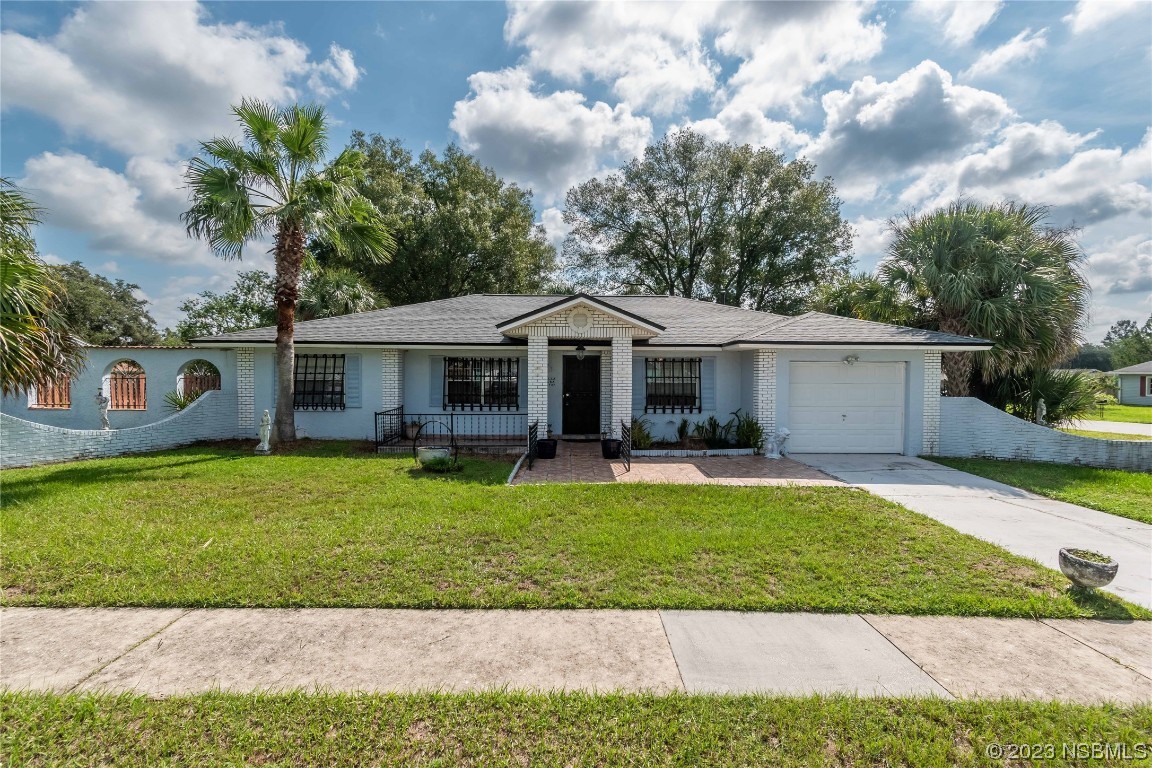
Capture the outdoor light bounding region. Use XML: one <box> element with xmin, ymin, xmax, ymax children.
<box><xmin>842</xmin><ymin>354</ymin><xmax>860</xmax><ymax>366</ymax></box>
<box><xmin>575</xmin><ymin>345</ymin><xmax>586</xmax><ymax>361</ymax></box>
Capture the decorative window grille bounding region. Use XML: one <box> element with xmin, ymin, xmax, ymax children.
<box><xmin>181</xmin><ymin>361</ymin><xmax>221</xmax><ymax>395</ymax></box>
<box><xmin>444</xmin><ymin>357</ymin><xmax>520</xmax><ymax>410</ymax></box>
<box><xmin>293</xmin><ymin>354</ymin><xmax>346</xmax><ymax>411</ymax></box>
<box><xmin>645</xmin><ymin>358</ymin><xmax>701</xmax><ymax>413</ymax></box>
<box><xmin>32</xmin><ymin>377</ymin><xmax>71</xmax><ymax>409</ymax></box>
<box><xmin>109</xmin><ymin>361</ymin><xmax>147</xmax><ymax>410</ymax></box>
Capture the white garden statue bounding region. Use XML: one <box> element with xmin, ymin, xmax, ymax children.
<box><xmin>1034</xmin><ymin>399</ymin><xmax>1047</xmax><ymax>426</ymax></box>
<box><xmin>765</xmin><ymin>428</ymin><xmax>791</xmax><ymax>460</ymax></box>
<box><xmin>256</xmin><ymin>410</ymin><xmax>272</xmax><ymax>454</ymax></box>
<box><xmin>94</xmin><ymin>390</ymin><xmax>111</xmax><ymax>430</ymax></box>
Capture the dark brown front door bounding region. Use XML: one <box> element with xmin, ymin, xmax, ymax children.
<box><xmin>562</xmin><ymin>355</ymin><xmax>600</xmax><ymax>434</ymax></box>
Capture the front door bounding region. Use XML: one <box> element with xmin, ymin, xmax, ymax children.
<box><xmin>562</xmin><ymin>355</ymin><xmax>601</xmax><ymax>435</ymax></box>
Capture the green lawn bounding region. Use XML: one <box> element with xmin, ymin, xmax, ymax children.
<box><xmin>1</xmin><ymin>443</ymin><xmax>1142</xmax><ymax>618</ymax></box>
<box><xmin>932</xmin><ymin>457</ymin><xmax>1152</xmax><ymax>525</ymax></box>
<box><xmin>4</xmin><ymin>692</ymin><xmax>1149</xmax><ymax>767</ymax></box>
<box><xmin>1059</xmin><ymin>428</ymin><xmax>1152</xmax><ymax>441</ymax></box>
<box><xmin>1092</xmin><ymin>404</ymin><xmax>1152</xmax><ymax>424</ymax></box>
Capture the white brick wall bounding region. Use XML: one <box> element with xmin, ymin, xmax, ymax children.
<box><xmin>610</xmin><ymin>336</ymin><xmax>632</xmax><ymax>438</ymax></box>
<box><xmin>509</xmin><ymin>305</ymin><xmax>653</xmax><ymax>341</ymax></box>
<box><xmin>752</xmin><ymin>350</ymin><xmax>776</xmax><ymax>436</ymax></box>
<box><xmin>939</xmin><ymin>397</ymin><xmax>1151</xmax><ymax>471</ymax></box>
<box><xmin>923</xmin><ymin>350</ymin><xmax>942</xmax><ymax>456</ymax></box>
<box><xmin>527</xmin><ymin>334</ymin><xmax>549</xmax><ymax>432</ymax></box>
<box><xmin>381</xmin><ymin>349</ymin><xmax>404</xmax><ymax>409</ymax></box>
<box><xmin>1</xmin><ymin>390</ymin><xmax>241</xmax><ymax>468</ymax></box>
<box><xmin>599</xmin><ymin>352</ymin><xmax>612</xmax><ymax>434</ymax></box>
<box><xmin>236</xmin><ymin>348</ymin><xmax>255</xmax><ymax>429</ymax></box>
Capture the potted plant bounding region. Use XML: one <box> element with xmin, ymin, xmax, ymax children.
<box><xmin>1058</xmin><ymin>548</ymin><xmax>1119</xmax><ymax>589</ymax></box>
<box><xmin>600</xmin><ymin>431</ymin><xmax>622</xmax><ymax>459</ymax></box>
<box><xmin>536</xmin><ymin>423</ymin><xmax>558</xmax><ymax>459</ymax></box>
<box><xmin>416</xmin><ymin>445</ymin><xmax>451</xmax><ymax>465</ymax></box>
<box><xmin>404</xmin><ymin>420</ymin><xmax>421</xmax><ymax>440</ymax></box>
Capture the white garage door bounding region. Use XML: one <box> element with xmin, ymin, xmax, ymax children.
<box><xmin>788</xmin><ymin>362</ymin><xmax>905</xmax><ymax>453</ymax></box>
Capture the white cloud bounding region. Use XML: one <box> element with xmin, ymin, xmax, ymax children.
<box><xmin>678</xmin><ymin>107</ymin><xmax>810</xmax><ymax>151</ymax></box>
<box><xmin>716</xmin><ymin>2</ymin><xmax>886</xmax><ymax>115</ymax></box>
<box><xmin>539</xmin><ymin>206</ymin><xmax>570</xmax><ymax>251</ymax></box>
<box><xmin>910</xmin><ymin>1</ymin><xmax>1003</xmax><ymax>46</ymax></box>
<box><xmin>1085</xmin><ymin>235</ymin><xmax>1152</xmax><ymax>296</ymax></box>
<box><xmin>850</xmin><ymin>216</ymin><xmax>892</xmax><ymax>266</ymax></box>
<box><xmin>962</xmin><ymin>27</ymin><xmax>1048</xmax><ymax>80</ymax></box>
<box><xmin>17</xmin><ymin>151</ymin><xmax>210</xmax><ymax>264</ymax></box>
<box><xmin>98</xmin><ymin>261</ymin><xmax>120</xmax><ymax>274</ymax></box>
<box><xmin>1064</xmin><ymin>0</ymin><xmax>1146</xmax><ymax>34</ymax></box>
<box><xmin>450</xmin><ymin>68</ymin><xmax>652</xmax><ymax>204</ymax></box>
<box><xmin>0</xmin><ymin>2</ymin><xmax>360</xmax><ymax>158</ymax></box>
<box><xmin>504</xmin><ymin>2</ymin><xmax>718</xmax><ymax>115</ymax></box>
<box><xmin>805</xmin><ymin>61</ymin><xmax>1013</xmax><ymax>195</ymax></box>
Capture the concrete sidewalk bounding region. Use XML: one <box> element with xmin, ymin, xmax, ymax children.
<box><xmin>1066</xmin><ymin>419</ymin><xmax>1152</xmax><ymax>437</ymax></box>
<box><xmin>2</xmin><ymin>608</ymin><xmax>1149</xmax><ymax>703</ymax></box>
<box><xmin>794</xmin><ymin>454</ymin><xmax>1152</xmax><ymax>610</ymax></box>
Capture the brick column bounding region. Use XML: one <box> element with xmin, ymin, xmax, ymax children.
<box><xmin>610</xmin><ymin>335</ymin><xmax>632</xmax><ymax>438</ymax></box>
<box><xmin>752</xmin><ymin>350</ymin><xmax>776</xmax><ymax>438</ymax></box>
<box><xmin>380</xmin><ymin>349</ymin><xmax>404</xmax><ymax>409</ymax></box>
<box><xmin>599</xmin><ymin>352</ymin><xmax>612</xmax><ymax>434</ymax></box>
<box><xmin>236</xmin><ymin>348</ymin><xmax>255</xmax><ymax>432</ymax></box>
<box><xmin>923</xmin><ymin>350</ymin><xmax>942</xmax><ymax>455</ymax></box>
<box><xmin>527</xmin><ymin>332</ymin><xmax>549</xmax><ymax>433</ymax></box>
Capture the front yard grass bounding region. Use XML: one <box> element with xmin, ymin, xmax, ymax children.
<box><xmin>932</xmin><ymin>457</ymin><xmax>1152</xmax><ymax>525</ymax></box>
<box><xmin>1092</xmin><ymin>403</ymin><xmax>1152</xmax><ymax>424</ymax></box>
<box><xmin>1</xmin><ymin>444</ymin><xmax>1142</xmax><ymax>618</ymax></box>
<box><xmin>4</xmin><ymin>691</ymin><xmax>1150</xmax><ymax>767</ymax></box>
<box><xmin>1058</xmin><ymin>427</ymin><xmax>1152</xmax><ymax>441</ymax></box>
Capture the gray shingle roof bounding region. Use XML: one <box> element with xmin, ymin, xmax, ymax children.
<box><xmin>1110</xmin><ymin>360</ymin><xmax>1152</xmax><ymax>375</ymax></box>
<box><xmin>191</xmin><ymin>294</ymin><xmax>991</xmax><ymax>348</ymax></box>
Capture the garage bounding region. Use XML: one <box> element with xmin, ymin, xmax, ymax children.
<box><xmin>787</xmin><ymin>362</ymin><xmax>906</xmax><ymax>453</ymax></box>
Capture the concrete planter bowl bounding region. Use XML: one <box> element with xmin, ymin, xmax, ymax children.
<box><xmin>1058</xmin><ymin>548</ymin><xmax>1119</xmax><ymax>589</ymax></box>
<box><xmin>416</xmin><ymin>446</ymin><xmax>451</xmax><ymax>465</ymax></box>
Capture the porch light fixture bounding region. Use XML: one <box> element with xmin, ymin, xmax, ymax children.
<box><xmin>575</xmin><ymin>345</ymin><xmax>586</xmax><ymax>361</ymax></box>
<box><xmin>842</xmin><ymin>354</ymin><xmax>859</xmax><ymax>366</ymax></box>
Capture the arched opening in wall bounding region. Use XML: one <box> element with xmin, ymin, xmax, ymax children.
<box><xmin>105</xmin><ymin>360</ymin><xmax>147</xmax><ymax>410</ymax></box>
<box><xmin>29</xmin><ymin>376</ymin><xmax>72</xmax><ymax>409</ymax></box>
<box><xmin>178</xmin><ymin>359</ymin><xmax>222</xmax><ymax>396</ymax></box>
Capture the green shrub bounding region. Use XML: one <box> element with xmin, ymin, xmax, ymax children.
<box><xmin>163</xmin><ymin>389</ymin><xmax>204</xmax><ymax>412</ymax></box>
<box><xmin>730</xmin><ymin>409</ymin><xmax>765</xmax><ymax>452</ymax></box>
<box><xmin>692</xmin><ymin>415</ymin><xmax>733</xmax><ymax>448</ymax></box>
<box><xmin>630</xmin><ymin>417</ymin><xmax>654</xmax><ymax>449</ymax></box>
<box><xmin>676</xmin><ymin>418</ymin><xmax>692</xmax><ymax>446</ymax></box>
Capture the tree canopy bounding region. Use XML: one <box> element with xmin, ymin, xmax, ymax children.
<box><xmin>563</xmin><ymin>129</ymin><xmax>853</xmax><ymax>314</ymax></box>
<box><xmin>0</xmin><ymin>178</ymin><xmax>85</xmax><ymax>395</ymax></box>
<box><xmin>1103</xmin><ymin>315</ymin><xmax>1152</xmax><ymax>369</ymax></box>
<box><xmin>175</xmin><ymin>269</ymin><xmax>276</xmax><ymax>340</ymax></box>
<box><xmin>183</xmin><ymin>100</ymin><xmax>394</xmax><ymax>442</ymax></box>
<box><xmin>318</xmin><ymin>133</ymin><xmax>556</xmax><ymax>306</ymax></box>
<box><xmin>50</xmin><ymin>261</ymin><xmax>160</xmax><ymax>345</ymax></box>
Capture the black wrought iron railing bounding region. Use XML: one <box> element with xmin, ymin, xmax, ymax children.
<box><xmin>620</xmin><ymin>419</ymin><xmax>631</xmax><ymax>473</ymax></box>
<box><xmin>375</xmin><ymin>407</ymin><xmax>527</xmax><ymax>452</ymax></box>
<box><xmin>527</xmin><ymin>420</ymin><xmax>539</xmax><ymax>470</ymax></box>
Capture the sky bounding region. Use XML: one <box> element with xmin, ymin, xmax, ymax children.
<box><xmin>1</xmin><ymin>1</ymin><xmax>1149</xmax><ymax>340</ymax></box>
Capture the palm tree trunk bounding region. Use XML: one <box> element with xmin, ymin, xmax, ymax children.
<box><xmin>939</xmin><ymin>316</ymin><xmax>972</xmax><ymax>397</ymax></box>
<box><xmin>272</xmin><ymin>221</ymin><xmax>306</xmax><ymax>443</ymax></box>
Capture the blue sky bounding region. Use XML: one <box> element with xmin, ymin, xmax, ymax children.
<box><xmin>2</xmin><ymin>1</ymin><xmax>1149</xmax><ymax>340</ymax></box>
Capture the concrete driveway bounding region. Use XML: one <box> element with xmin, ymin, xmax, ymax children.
<box><xmin>793</xmin><ymin>454</ymin><xmax>1152</xmax><ymax>610</ymax></box>
<box><xmin>1066</xmin><ymin>419</ymin><xmax>1151</xmax><ymax>437</ymax></box>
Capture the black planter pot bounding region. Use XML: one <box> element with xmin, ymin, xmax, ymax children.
<box><xmin>601</xmin><ymin>438</ymin><xmax>622</xmax><ymax>459</ymax></box>
<box><xmin>536</xmin><ymin>439</ymin><xmax>558</xmax><ymax>459</ymax></box>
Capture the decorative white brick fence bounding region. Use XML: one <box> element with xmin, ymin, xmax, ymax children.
<box><xmin>1</xmin><ymin>390</ymin><xmax>240</xmax><ymax>469</ymax></box>
<box><xmin>939</xmin><ymin>397</ymin><xmax>1152</xmax><ymax>472</ymax></box>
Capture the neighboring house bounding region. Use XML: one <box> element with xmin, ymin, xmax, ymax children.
<box><xmin>1109</xmin><ymin>360</ymin><xmax>1152</xmax><ymax>405</ymax></box>
<box><xmin>188</xmin><ymin>293</ymin><xmax>986</xmax><ymax>455</ymax></box>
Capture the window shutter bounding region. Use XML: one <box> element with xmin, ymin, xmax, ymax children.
<box><xmin>345</xmin><ymin>354</ymin><xmax>361</xmax><ymax>408</ymax></box>
<box><xmin>701</xmin><ymin>357</ymin><xmax>716</xmax><ymax>411</ymax></box>
<box><xmin>430</xmin><ymin>356</ymin><xmax>444</xmax><ymax>408</ymax></box>
<box><xmin>632</xmin><ymin>357</ymin><xmax>646</xmax><ymax>412</ymax></box>
<box><xmin>1142</xmin><ymin>376</ymin><xmax>1147</xmax><ymax>398</ymax></box>
<box><xmin>518</xmin><ymin>358</ymin><xmax>527</xmax><ymax>409</ymax></box>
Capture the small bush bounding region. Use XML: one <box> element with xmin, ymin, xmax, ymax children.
<box><xmin>163</xmin><ymin>389</ymin><xmax>204</xmax><ymax>412</ymax></box>
<box><xmin>693</xmin><ymin>415</ymin><xmax>733</xmax><ymax>448</ymax></box>
<box><xmin>730</xmin><ymin>409</ymin><xmax>765</xmax><ymax>452</ymax></box>
<box><xmin>676</xmin><ymin>418</ymin><xmax>692</xmax><ymax>447</ymax></box>
<box><xmin>630</xmin><ymin>417</ymin><xmax>654</xmax><ymax>449</ymax></box>
<box><xmin>420</xmin><ymin>457</ymin><xmax>461</xmax><ymax>473</ymax></box>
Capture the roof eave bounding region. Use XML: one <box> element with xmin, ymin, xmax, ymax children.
<box><xmin>494</xmin><ymin>293</ymin><xmax>666</xmax><ymax>333</ymax></box>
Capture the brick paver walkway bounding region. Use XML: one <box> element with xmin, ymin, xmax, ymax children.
<box><xmin>512</xmin><ymin>441</ymin><xmax>840</xmax><ymax>486</ymax></box>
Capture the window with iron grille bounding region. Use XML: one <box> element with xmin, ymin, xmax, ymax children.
<box><xmin>31</xmin><ymin>377</ymin><xmax>71</xmax><ymax>409</ymax></box>
<box><xmin>444</xmin><ymin>357</ymin><xmax>519</xmax><ymax>410</ymax></box>
<box><xmin>645</xmin><ymin>358</ymin><xmax>701</xmax><ymax>413</ymax></box>
<box><xmin>109</xmin><ymin>361</ymin><xmax>147</xmax><ymax>410</ymax></box>
<box><xmin>293</xmin><ymin>354</ymin><xmax>345</xmax><ymax>411</ymax></box>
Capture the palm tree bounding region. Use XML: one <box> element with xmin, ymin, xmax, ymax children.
<box><xmin>183</xmin><ymin>101</ymin><xmax>394</xmax><ymax>442</ymax></box>
<box><xmin>882</xmin><ymin>201</ymin><xmax>1088</xmax><ymax>396</ymax></box>
<box><xmin>0</xmin><ymin>178</ymin><xmax>85</xmax><ymax>395</ymax></box>
<box><xmin>298</xmin><ymin>268</ymin><xmax>381</xmax><ymax>321</ymax></box>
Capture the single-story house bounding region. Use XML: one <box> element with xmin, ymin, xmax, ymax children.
<box><xmin>1109</xmin><ymin>360</ymin><xmax>1152</xmax><ymax>406</ymax></box>
<box><xmin>177</xmin><ymin>293</ymin><xmax>987</xmax><ymax>455</ymax></box>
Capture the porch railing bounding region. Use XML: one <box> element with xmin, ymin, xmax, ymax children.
<box><xmin>527</xmin><ymin>420</ymin><xmax>539</xmax><ymax>470</ymax></box>
<box><xmin>375</xmin><ymin>407</ymin><xmax>527</xmax><ymax>453</ymax></box>
<box><xmin>620</xmin><ymin>419</ymin><xmax>631</xmax><ymax>473</ymax></box>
